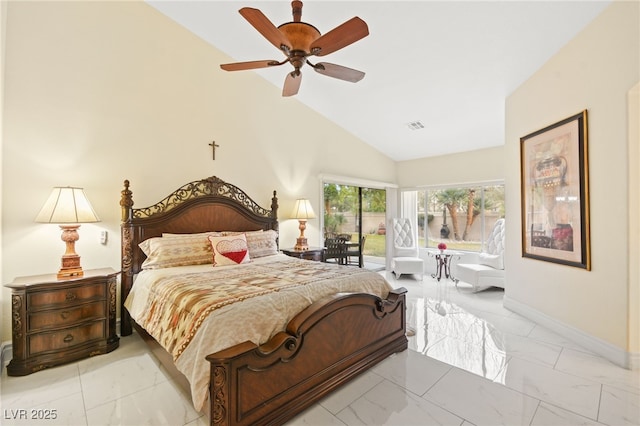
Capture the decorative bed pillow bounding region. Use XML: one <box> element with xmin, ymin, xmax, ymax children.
<box><xmin>208</xmin><ymin>234</ymin><xmax>251</xmax><ymax>266</ymax></box>
<box><xmin>139</xmin><ymin>233</ymin><xmax>221</xmax><ymax>269</ymax></box>
<box><xmin>478</xmin><ymin>253</ymin><xmax>504</xmax><ymax>270</ymax></box>
<box><xmin>246</xmin><ymin>229</ymin><xmax>278</xmax><ymax>258</ymax></box>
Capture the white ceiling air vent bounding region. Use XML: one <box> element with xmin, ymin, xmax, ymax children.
<box><xmin>407</xmin><ymin>121</ymin><xmax>424</xmax><ymax>130</ymax></box>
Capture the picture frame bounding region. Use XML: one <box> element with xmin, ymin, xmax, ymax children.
<box><xmin>520</xmin><ymin>110</ymin><xmax>590</xmax><ymax>270</ymax></box>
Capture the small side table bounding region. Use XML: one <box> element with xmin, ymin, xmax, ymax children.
<box><xmin>428</xmin><ymin>250</ymin><xmax>461</xmax><ymax>281</ymax></box>
<box><xmin>281</xmin><ymin>247</ymin><xmax>325</xmax><ymax>262</ymax></box>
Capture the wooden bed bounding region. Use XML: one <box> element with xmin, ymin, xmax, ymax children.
<box><xmin>120</xmin><ymin>176</ymin><xmax>408</xmax><ymax>426</ymax></box>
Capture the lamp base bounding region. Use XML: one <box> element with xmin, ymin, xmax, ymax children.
<box><xmin>57</xmin><ymin>225</ymin><xmax>84</xmax><ymax>279</ymax></box>
<box><xmin>58</xmin><ymin>254</ymin><xmax>84</xmax><ymax>279</ymax></box>
<box><xmin>294</xmin><ymin>219</ymin><xmax>310</xmax><ymax>251</ymax></box>
<box><xmin>57</xmin><ymin>267</ymin><xmax>84</xmax><ymax>279</ymax></box>
<box><xmin>294</xmin><ymin>237</ymin><xmax>309</xmax><ymax>251</ymax></box>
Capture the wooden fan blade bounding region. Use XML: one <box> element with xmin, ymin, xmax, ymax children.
<box><xmin>282</xmin><ymin>72</ymin><xmax>302</xmax><ymax>97</ymax></box>
<box><xmin>220</xmin><ymin>60</ymin><xmax>282</xmax><ymax>71</ymax></box>
<box><xmin>313</xmin><ymin>62</ymin><xmax>365</xmax><ymax>83</ymax></box>
<box><xmin>239</xmin><ymin>7</ymin><xmax>291</xmax><ymax>52</ymax></box>
<box><xmin>309</xmin><ymin>17</ymin><xmax>369</xmax><ymax>57</ymax></box>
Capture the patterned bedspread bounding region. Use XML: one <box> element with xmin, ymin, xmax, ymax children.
<box><xmin>124</xmin><ymin>254</ymin><xmax>392</xmax><ymax>411</ymax></box>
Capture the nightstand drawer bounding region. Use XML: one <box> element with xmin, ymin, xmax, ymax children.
<box><xmin>29</xmin><ymin>302</ymin><xmax>106</xmax><ymax>331</ymax></box>
<box><xmin>28</xmin><ymin>320</ymin><xmax>106</xmax><ymax>355</ymax></box>
<box><xmin>28</xmin><ymin>283</ymin><xmax>106</xmax><ymax>309</ymax></box>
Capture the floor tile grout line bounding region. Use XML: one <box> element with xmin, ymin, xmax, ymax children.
<box><xmin>76</xmin><ymin>363</ymin><xmax>89</xmax><ymax>426</ymax></box>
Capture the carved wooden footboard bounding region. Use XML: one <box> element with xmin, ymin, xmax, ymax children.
<box><xmin>207</xmin><ymin>288</ymin><xmax>407</xmax><ymax>426</ymax></box>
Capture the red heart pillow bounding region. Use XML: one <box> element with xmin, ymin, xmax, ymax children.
<box><xmin>208</xmin><ymin>234</ymin><xmax>250</xmax><ymax>266</ymax></box>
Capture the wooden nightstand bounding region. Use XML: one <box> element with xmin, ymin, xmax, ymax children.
<box><xmin>281</xmin><ymin>247</ymin><xmax>325</xmax><ymax>262</ymax></box>
<box><xmin>5</xmin><ymin>268</ymin><xmax>119</xmax><ymax>376</ymax></box>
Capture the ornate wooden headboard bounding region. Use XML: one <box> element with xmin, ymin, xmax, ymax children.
<box><xmin>119</xmin><ymin>176</ymin><xmax>279</xmax><ymax>335</ymax></box>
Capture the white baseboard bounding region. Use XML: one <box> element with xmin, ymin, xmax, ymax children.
<box><xmin>504</xmin><ymin>295</ymin><xmax>639</xmax><ymax>370</ymax></box>
<box><xmin>628</xmin><ymin>351</ymin><xmax>640</xmax><ymax>371</ymax></box>
<box><xmin>1</xmin><ymin>340</ymin><xmax>12</xmax><ymax>370</ymax></box>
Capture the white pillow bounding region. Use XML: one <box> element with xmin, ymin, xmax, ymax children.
<box><xmin>478</xmin><ymin>253</ymin><xmax>504</xmax><ymax>270</ymax></box>
<box><xmin>246</xmin><ymin>230</ymin><xmax>278</xmax><ymax>258</ymax></box>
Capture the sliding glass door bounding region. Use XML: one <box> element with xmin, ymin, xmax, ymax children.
<box><xmin>323</xmin><ymin>182</ymin><xmax>386</xmax><ymax>270</ymax></box>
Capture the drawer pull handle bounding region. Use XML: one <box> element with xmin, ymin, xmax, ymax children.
<box><xmin>63</xmin><ymin>334</ymin><xmax>74</xmax><ymax>343</ymax></box>
<box><xmin>60</xmin><ymin>311</ymin><xmax>70</xmax><ymax>320</ymax></box>
<box><xmin>65</xmin><ymin>292</ymin><xmax>76</xmax><ymax>301</ymax></box>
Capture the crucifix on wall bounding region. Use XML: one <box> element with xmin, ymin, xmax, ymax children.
<box><xmin>208</xmin><ymin>141</ymin><xmax>220</xmax><ymax>160</ymax></box>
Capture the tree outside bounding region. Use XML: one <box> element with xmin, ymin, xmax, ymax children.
<box><xmin>419</xmin><ymin>185</ymin><xmax>505</xmax><ymax>251</ymax></box>
<box><xmin>323</xmin><ymin>183</ymin><xmax>386</xmax><ymax>257</ymax></box>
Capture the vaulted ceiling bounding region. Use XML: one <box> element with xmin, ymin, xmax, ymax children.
<box><xmin>148</xmin><ymin>1</ymin><xmax>610</xmax><ymax>161</ymax></box>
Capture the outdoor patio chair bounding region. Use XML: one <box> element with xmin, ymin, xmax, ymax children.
<box><xmin>345</xmin><ymin>235</ymin><xmax>366</xmax><ymax>267</ymax></box>
<box><xmin>323</xmin><ymin>237</ymin><xmax>348</xmax><ymax>265</ymax></box>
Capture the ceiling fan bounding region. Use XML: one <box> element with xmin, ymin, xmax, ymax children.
<box><xmin>220</xmin><ymin>1</ymin><xmax>369</xmax><ymax>97</ymax></box>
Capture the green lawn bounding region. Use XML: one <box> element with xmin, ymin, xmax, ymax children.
<box><xmin>343</xmin><ymin>233</ymin><xmax>386</xmax><ymax>257</ymax></box>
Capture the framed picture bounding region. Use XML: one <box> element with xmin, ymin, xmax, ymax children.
<box><xmin>520</xmin><ymin>110</ymin><xmax>590</xmax><ymax>270</ymax></box>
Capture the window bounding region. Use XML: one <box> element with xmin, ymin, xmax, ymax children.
<box><xmin>410</xmin><ymin>183</ymin><xmax>505</xmax><ymax>252</ymax></box>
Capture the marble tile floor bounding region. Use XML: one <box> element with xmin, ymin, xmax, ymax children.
<box><xmin>1</xmin><ymin>273</ymin><xmax>638</xmax><ymax>425</ymax></box>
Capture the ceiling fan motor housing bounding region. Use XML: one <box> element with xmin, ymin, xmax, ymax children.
<box><xmin>278</xmin><ymin>22</ymin><xmax>321</xmax><ymax>53</ymax></box>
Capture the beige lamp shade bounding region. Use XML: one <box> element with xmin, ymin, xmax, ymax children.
<box><xmin>291</xmin><ymin>199</ymin><xmax>316</xmax><ymax>220</ymax></box>
<box><xmin>35</xmin><ymin>187</ymin><xmax>100</xmax><ymax>224</ymax></box>
<box><xmin>35</xmin><ymin>187</ymin><xmax>100</xmax><ymax>279</ymax></box>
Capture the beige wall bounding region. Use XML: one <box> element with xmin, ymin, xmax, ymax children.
<box><xmin>505</xmin><ymin>1</ymin><xmax>639</xmax><ymax>364</ymax></box>
<box><xmin>396</xmin><ymin>146</ymin><xmax>504</xmax><ymax>188</ymax></box>
<box><xmin>0</xmin><ymin>2</ymin><xmax>395</xmax><ymax>343</ymax></box>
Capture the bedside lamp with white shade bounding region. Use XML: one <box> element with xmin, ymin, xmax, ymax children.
<box><xmin>291</xmin><ymin>199</ymin><xmax>316</xmax><ymax>251</ymax></box>
<box><xmin>35</xmin><ymin>187</ymin><xmax>100</xmax><ymax>279</ymax></box>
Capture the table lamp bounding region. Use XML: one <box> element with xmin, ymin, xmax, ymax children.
<box><xmin>291</xmin><ymin>199</ymin><xmax>315</xmax><ymax>251</ymax></box>
<box><xmin>35</xmin><ymin>187</ymin><xmax>100</xmax><ymax>279</ymax></box>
